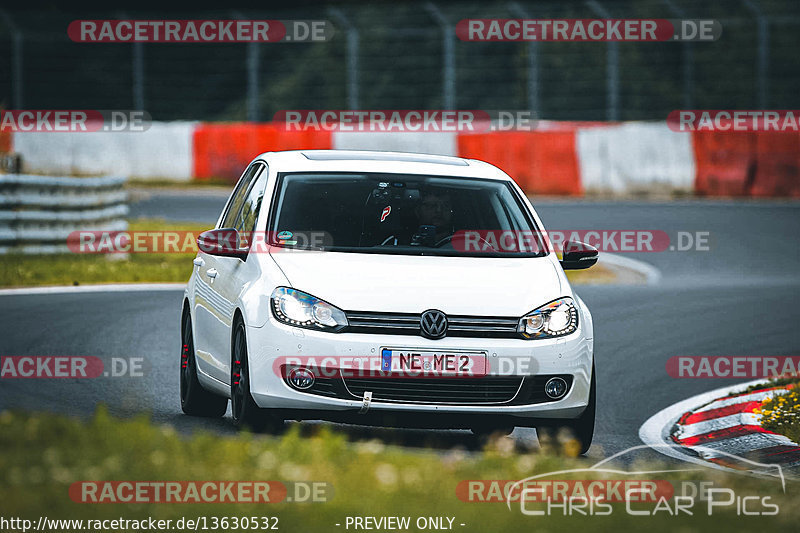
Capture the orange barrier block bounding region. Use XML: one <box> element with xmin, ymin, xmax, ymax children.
<box><xmin>0</xmin><ymin>130</ymin><xmax>12</xmax><ymax>153</ymax></box>
<box><xmin>457</xmin><ymin>130</ymin><xmax>581</xmax><ymax>196</ymax></box>
<box><xmin>193</xmin><ymin>123</ymin><xmax>332</xmax><ymax>182</ymax></box>
<box><xmin>751</xmin><ymin>131</ymin><xmax>800</xmax><ymax>198</ymax></box>
<box><xmin>692</xmin><ymin>131</ymin><xmax>757</xmax><ymax>196</ymax></box>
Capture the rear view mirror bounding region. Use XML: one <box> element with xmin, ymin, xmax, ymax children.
<box><xmin>560</xmin><ymin>240</ymin><xmax>598</xmax><ymax>270</ymax></box>
<box><xmin>197</xmin><ymin>228</ymin><xmax>248</xmax><ymax>260</ymax></box>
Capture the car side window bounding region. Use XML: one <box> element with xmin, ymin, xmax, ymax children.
<box><xmin>232</xmin><ymin>167</ymin><xmax>269</xmax><ymax>247</ymax></box>
<box><xmin>219</xmin><ymin>163</ymin><xmax>264</xmax><ymax>229</ymax></box>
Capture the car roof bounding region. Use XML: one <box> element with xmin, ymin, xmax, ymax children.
<box><xmin>256</xmin><ymin>150</ymin><xmax>512</xmax><ymax>181</ymax></box>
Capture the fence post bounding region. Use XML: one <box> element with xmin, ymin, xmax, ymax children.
<box><xmin>246</xmin><ymin>41</ymin><xmax>260</xmax><ymax>121</ymax></box>
<box><xmin>662</xmin><ymin>0</ymin><xmax>694</xmax><ymax>110</ymax></box>
<box><xmin>0</xmin><ymin>10</ymin><xmax>23</xmax><ymax>109</ymax></box>
<box><xmin>586</xmin><ymin>0</ymin><xmax>619</xmax><ymax>121</ymax></box>
<box><xmin>329</xmin><ymin>8</ymin><xmax>360</xmax><ymax>110</ymax></box>
<box><xmin>509</xmin><ymin>2</ymin><xmax>540</xmax><ymax>118</ymax></box>
<box><xmin>120</xmin><ymin>12</ymin><xmax>144</xmax><ymax>112</ymax></box>
<box><xmin>424</xmin><ymin>2</ymin><xmax>456</xmax><ymax>110</ymax></box>
<box><xmin>743</xmin><ymin>0</ymin><xmax>769</xmax><ymax>108</ymax></box>
<box><xmin>133</xmin><ymin>42</ymin><xmax>145</xmax><ymax>111</ymax></box>
<box><xmin>232</xmin><ymin>11</ymin><xmax>260</xmax><ymax>121</ymax></box>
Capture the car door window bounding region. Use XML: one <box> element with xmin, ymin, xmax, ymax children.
<box><xmin>232</xmin><ymin>168</ymin><xmax>269</xmax><ymax>248</ymax></box>
<box><xmin>219</xmin><ymin>163</ymin><xmax>264</xmax><ymax>229</ymax></box>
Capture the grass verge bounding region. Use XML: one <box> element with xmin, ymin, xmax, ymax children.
<box><xmin>1</xmin><ymin>219</ymin><xmax>619</xmax><ymax>287</ymax></box>
<box><xmin>0</xmin><ymin>408</ymin><xmax>796</xmax><ymax>530</ymax></box>
<box><xmin>0</xmin><ymin>219</ymin><xmax>207</xmax><ymax>288</ymax></box>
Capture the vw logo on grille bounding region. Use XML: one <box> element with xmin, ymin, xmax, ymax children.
<box><xmin>420</xmin><ymin>309</ymin><xmax>448</xmax><ymax>339</ymax></box>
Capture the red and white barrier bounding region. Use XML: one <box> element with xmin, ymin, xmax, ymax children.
<box><xmin>4</xmin><ymin>121</ymin><xmax>799</xmax><ymax>197</ymax></box>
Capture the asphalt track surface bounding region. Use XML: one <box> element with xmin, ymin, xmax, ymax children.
<box><xmin>1</xmin><ymin>192</ymin><xmax>799</xmax><ymax>462</ymax></box>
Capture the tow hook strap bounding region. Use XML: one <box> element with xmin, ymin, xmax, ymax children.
<box><xmin>359</xmin><ymin>391</ymin><xmax>373</xmax><ymax>414</ymax></box>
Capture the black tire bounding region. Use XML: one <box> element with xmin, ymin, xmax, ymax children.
<box><xmin>230</xmin><ymin>319</ymin><xmax>283</xmax><ymax>432</ymax></box>
<box><xmin>180</xmin><ymin>311</ymin><xmax>228</xmax><ymax>417</ymax></box>
<box><xmin>564</xmin><ymin>364</ymin><xmax>596</xmax><ymax>454</ymax></box>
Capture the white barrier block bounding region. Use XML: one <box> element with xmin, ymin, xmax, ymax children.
<box><xmin>13</xmin><ymin>122</ymin><xmax>197</xmax><ymax>181</ymax></box>
<box><xmin>332</xmin><ymin>131</ymin><xmax>457</xmax><ymax>156</ymax></box>
<box><xmin>576</xmin><ymin>122</ymin><xmax>696</xmax><ymax>193</ymax></box>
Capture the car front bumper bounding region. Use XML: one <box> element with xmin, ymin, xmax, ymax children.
<box><xmin>245</xmin><ymin>318</ymin><xmax>593</xmax><ymax>425</ymax></box>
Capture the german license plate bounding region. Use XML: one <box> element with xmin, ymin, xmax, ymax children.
<box><xmin>380</xmin><ymin>348</ymin><xmax>488</xmax><ymax>376</ymax></box>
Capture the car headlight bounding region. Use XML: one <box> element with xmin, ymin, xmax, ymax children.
<box><xmin>271</xmin><ymin>287</ymin><xmax>348</xmax><ymax>332</ymax></box>
<box><xmin>518</xmin><ymin>298</ymin><xmax>578</xmax><ymax>339</ymax></box>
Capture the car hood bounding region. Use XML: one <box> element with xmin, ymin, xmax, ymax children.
<box><xmin>270</xmin><ymin>251</ymin><xmax>564</xmax><ymax>316</ymax></box>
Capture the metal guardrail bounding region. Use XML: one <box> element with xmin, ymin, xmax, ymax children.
<box><xmin>0</xmin><ymin>174</ymin><xmax>128</xmax><ymax>254</ymax></box>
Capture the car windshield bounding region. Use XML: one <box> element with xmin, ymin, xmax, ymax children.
<box><xmin>268</xmin><ymin>172</ymin><xmax>547</xmax><ymax>257</ymax></box>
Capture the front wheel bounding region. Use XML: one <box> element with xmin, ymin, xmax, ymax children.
<box><xmin>563</xmin><ymin>364</ymin><xmax>596</xmax><ymax>454</ymax></box>
<box><xmin>231</xmin><ymin>319</ymin><xmax>283</xmax><ymax>432</ymax></box>
<box><xmin>537</xmin><ymin>364</ymin><xmax>596</xmax><ymax>455</ymax></box>
<box><xmin>180</xmin><ymin>312</ymin><xmax>228</xmax><ymax>417</ymax></box>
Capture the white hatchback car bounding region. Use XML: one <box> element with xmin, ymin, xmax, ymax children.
<box><xmin>181</xmin><ymin>150</ymin><xmax>598</xmax><ymax>452</ymax></box>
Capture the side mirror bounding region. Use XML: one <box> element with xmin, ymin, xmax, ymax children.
<box><xmin>560</xmin><ymin>240</ymin><xmax>598</xmax><ymax>270</ymax></box>
<box><xmin>197</xmin><ymin>228</ymin><xmax>248</xmax><ymax>260</ymax></box>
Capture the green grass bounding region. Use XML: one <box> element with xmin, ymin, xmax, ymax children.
<box><xmin>1</xmin><ymin>219</ymin><xmax>618</xmax><ymax>287</ymax></box>
<box><xmin>0</xmin><ymin>408</ymin><xmax>797</xmax><ymax>531</ymax></box>
<box><xmin>0</xmin><ymin>219</ymin><xmax>209</xmax><ymax>288</ymax></box>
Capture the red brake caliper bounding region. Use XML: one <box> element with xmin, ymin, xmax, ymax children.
<box><xmin>181</xmin><ymin>343</ymin><xmax>189</xmax><ymax>369</ymax></box>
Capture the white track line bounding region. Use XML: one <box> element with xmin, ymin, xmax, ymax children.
<box><xmin>0</xmin><ymin>283</ymin><xmax>186</xmax><ymax>296</ymax></box>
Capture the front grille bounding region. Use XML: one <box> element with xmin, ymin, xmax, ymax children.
<box><xmin>343</xmin><ymin>376</ymin><xmax>523</xmax><ymax>404</ymax></box>
<box><xmin>303</xmin><ymin>376</ymin><xmax>339</xmax><ymax>398</ymax></box>
<box><xmin>344</xmin><ymin>311</ymin><xmax>520</xmax><ymax>339</ymax></box>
